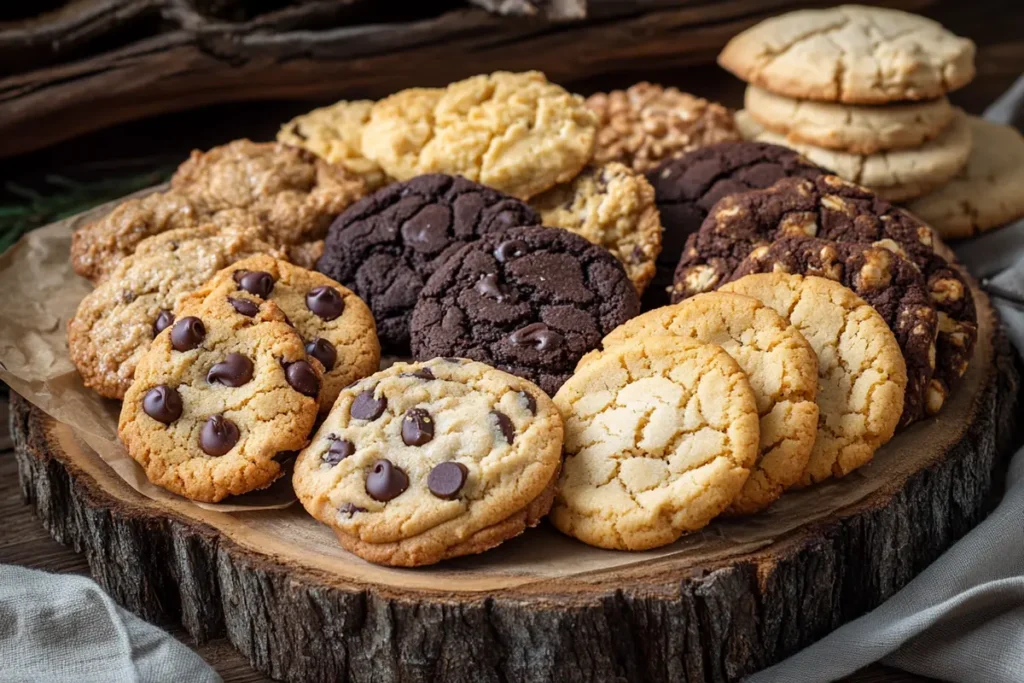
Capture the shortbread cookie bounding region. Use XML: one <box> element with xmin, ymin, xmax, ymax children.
<box><xmin>729</xmin><ymin>237</ymin><xmax>938</xmax><ymax>425</ymax></box>
<box><xmin>292</xmin><ymin>357</ymin><xmax>563</xmax><ymax>567</ymax></box>
<box><xmin>277</xmin><ymin>99</ymin><xmax>389</xmax><ymax>190</ymax></box>
<box><xmin>585</xmin><ymin>82</ymin><xmax>740</xmax><ymax>172</ymax></box>
<box><xmin>737</xmin><ymin>109</ymin><xmax>972</xmax><ymax>201</ymax></box>
<box><xmin>362</xmin><ymin>72</ymin><xmax>596</xmax><ymax>199</ymax></box>
<box><xmin>530</xmin><ymin>162</ymin><xmax>663</xmax><ymax>294</ymax></box>
<box><xmin>411</xmin><ymin>225</ymin><xmax>640</xmax><ymax>396</ymax></box>
<box><xmin>721</xmin><ymin>273</ymin><xmax>906</xmax><ymax>485</ymax></box>
<box><xmin>581</xmin><ymin>292</ymin><xmax>818</xmax><ymax>514</ymax></box>
<box><xmin>68</xmin><ymin>223</ymin><xmax>284</xmax><ymax>399</ymax></box>
<box><xmin>179</xmin><ymin>254</ymin><xmax>380</xmax><ymax>411</ymax></box>
<box><xmin>908</xmin><ymin>117</ymin><xmax>1024</xmax><ymax>239</ymax></box>
<box><xmin>718</xmin><ymin>5</ymin><xmax>975</xmax><ymax>104</ymax></box>
<box><xmin>317</xmin><ymin>174</ymin><xmax>541</xmax><ymax>352</ymax></box>
<box><xmin>552</xmin><ymin>336</ymin><xmax>759</xmax><ymax>550</ymax></box>
<box><xmin>118</xmin><ymin>281</ymin><xmax>323</xmax><ymax>502</ymax></box>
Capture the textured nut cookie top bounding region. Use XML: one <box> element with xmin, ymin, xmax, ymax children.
<box><xmin>118</xmin><ymin>280</ymin><xmax>323</xmax><ymax>503</ymax></box>
<box><xmin>552</xmin><ymin>336</ymin><xmax>760</xmax><ymax>551</ymax></box>
<box><xmin>361</xmin><ymin>72</ymin><xmax>597</xmax><ymax>199</ymax></box>
<box><xmin>292</xmin><ymin>358</ymin><xmax>563</xmax><ymax>565</ymax></box>
<box><xmin>582</xmin><ymin>292</ymin><xmax>820</xmax><ymax>515</ymax></box>
<box><xmin>722</xmin><ymin>273</ymin><xmax>907</xmax><ymax>486</ymax></box>
<box><xmin>530</xmin><ymin>162</ymin><xmax>663</xmax><ymax>294</ymax></box>
<box><xmin>586</xmin><ymin>82</ymin><xmax>740</xmax><ymax>173</ymax></box>
<box><xmin>718</xmin><ymin>5</ymin><xmax>975</xmax><ymax>104</ymax></box>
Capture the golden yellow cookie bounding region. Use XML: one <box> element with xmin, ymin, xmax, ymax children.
<box><xmin>721</xmin><ymin>273</ymin><xmax>907</xmax><ymax>486</ymax></box>
<box><xmin>530</xmin><ymin>162</ymin><xmax>663</xmax><ymax>294</ymax></box>
<box><xmin>552</xmin><ymin>336</ymin><xmax>759</xmax><ymax>550</ymax></box>
<box><xmin>580</xmin><ymin>292</ymin><xmax>819</xmax><ymax>514</ymax></box>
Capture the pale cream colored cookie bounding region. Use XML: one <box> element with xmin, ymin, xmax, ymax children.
<box><xmin>552</xmin><ymin>336</ymin><xmax>759</xmax><ymax>550</ymax></box>
<box><xmin>719</xmin><ymin>5</ymin><xmax>975</xmax><ymax>104</ymax></box>
<box><xmin>721</xmin><ymin>273</ymin><xmax>907</xmax><ymax>486</ymax></box>
<box><xmin>579</xmin><ymin>292</ymin><xmax>819</xmax><ymax>514</ymax></box>
<box><xmin>293</xmin><ymin>358</ymin><xmax>563</xmax><ymax>567</ymax></box>
<box><xmin>361</xmin><ymin>73</ymin><xmax>597</xmax><ymax>199</ymax></box>
<box><xmin>530</xmin><ymin>162</ymin><xmax>663</xmax><ymax>294</ymax></box>
<box><xmin>737</xmin><ymin>109</ymin><xmax>971</xmax><ymax>201</ymax></box>
<box><xmin>907</xmin><ymin>117</ymin><xmax>1024</xmax><ymax>239</ymax></box>
<box><xmin>745</xmin><ymin>86</ymin><xmax>955</xmax><ymax>154</ymax></box>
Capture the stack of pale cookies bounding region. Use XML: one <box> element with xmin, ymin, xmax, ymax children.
<box><xmin>723</xmin><ymin>4</ymin><xmax>1024</xmax><ymax>240</ymax></box>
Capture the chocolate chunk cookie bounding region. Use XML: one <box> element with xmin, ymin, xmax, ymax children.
<box><xmin>118</xmin><ymin>280</ymin><xmax>323</xmax><ymax>502</ymax></box>
<box><xmin>316</xmin><ymin>174</ymin><xmax>541</xmax><ymax>352</ymax></box>
<box><xmin>410</xmin><ymin>225</ymin><xmax>641</xmax><ymax>396</ymax></box>
<box><xmin>292</xmin><ymin>357</ymin><xmax>563</xmax><ymax>567</ymax></box>
<box><xmin>729</xmin><ymin>237</ymin><xmax>938</xmax><ymax>426</ymax></box>
<box><xmin>644</xmin><ymin>141</ymin><xmax>825</xmax><ymax>308</ymax></box>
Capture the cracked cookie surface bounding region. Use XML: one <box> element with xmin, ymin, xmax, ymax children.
<box><xmin>530</xmin><ymin>162</ymin><xmax>663</xmax><ymax>294</ymax></box>
<box><xmin>292</xmin><ymin>357</ymin><xmax>563</xmax><ymax>567</ymax></box>
<box><xmin>580</xmin><ymin>291</ymin><xmax>819</xmax><ymax>514</ymax></box>
<box><xmin>552</xmin><ymin>336</ymin><xmax>759</xmax><ymax>550</ymax></box>
<box><xmin>118</xmin><ymin>280</ymin><xmax>323</xmax><ymax>502</ymax></box>
<box><xmin>361</xmin><ymin>72</ymin><xmax>597</xmax><ymax>199</ymax></box>
<box><xmin>410</xmin><ymin>225</ymin><xmax>641</xmax><ymax>396</ymax></box>
<box><xmin>316</xmin><ymin>174</ymin><xmax>541</xmax><ymax>352</ymax></box>
<box><xmin>718</xmin><ymin>5</ymin><xmax>975</xmax><ymax>104</ymax></box>
<box><xmin>721</xmin><ymin>273</ymin><xmax>906</xmax><ymax>485</ymax></box>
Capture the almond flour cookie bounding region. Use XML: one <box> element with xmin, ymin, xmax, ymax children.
<box><xmin>530</xmin><ymin>162</ymin><xmax>663</xmax><ymax>294</ymax></box>
<box><xmin>277</xmin><ymin>99</ymin><xmax>390</xmax><ymax>190</ymax></box>
<box><xmin>292</xmin><ymin>357</ymin><xmax>563</xmax><ymax>567</ymax></box>
<box><xmin>179</xmin><ymin>254</ymin><xmax>380</xmax><ymax>411</ymax></box>
<box><xmin>361</xmin><ymin>72</ymin><xmax>596</xmax><ymax>199</ymax></box>
<box><xmin>68</xmin><ymin>222</ymin><xmax>284</xmax><ymax>399</ymax></box>
<box><xmin>552</xmin><ymin>336</ymin><xmax>759</xmax><ymax>550</ymax></box>
<box><xmin>907</xmin><ymin>117</ymin><xmax>1024</xmax><ymax>239</ymax></box>
<box><xmin>585</xmin><ymin>82</ymin><xmax>740</xmax><ymax>172</ymax></box>
<box><xmin>737</xmin><ymin>109</ymin><xmax>972</xmax><ymax>201</ymax></box>
<box><xmin>722</xmin><ymin>273</ymin><xmax>906</xmax><ymax>485</ymax></box>
<box><xmin>718</xmin><ymin>5</ymin><xmax>975</xmax><ymax>104</ymax></box>
<box><xmin>119</xmin><ymin>280</ymin><xmax>323</xmax><ymax>502</ymax></box>
<box><xmin>579</xmin><ymin>292</ymin><xmax>819</xmax><ymax>514</ymax></box>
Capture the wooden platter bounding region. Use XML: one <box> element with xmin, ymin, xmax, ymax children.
<box><xmin>9</xmin><ymin>266</ymin><xmax>1021</xmax><ymax>681</ymax></box>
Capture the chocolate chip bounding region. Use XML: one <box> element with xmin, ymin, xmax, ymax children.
<box><xmin>200</xmin><ymin>415</ymin><xmax>239</xmax><ymax>456</ymax></box>
<box><xmin>207</xmin><ymin>353</ymin><xmax>254</xmax><ymax>387</ymax></box>
<box><xmin>494</xmin><ymin>239</ymin><xmax>528</xmax><ymax>263</ymax></box>
<box><xmin>365</xmin><ymin>459</ymin><xmax>408</xmax><ymax>501</ymax></box>
<box><xmin>170</xmin><ymin>316</ymin><xmax>205</xmax><ymax>352</ymax></box>
<box><xmin>228</xmin><ymin>297</ymin><xmax>259</xmax><ymax>317</ymax></box>
<box><xmin>519</xmin><ymin>391</ymin><xmax>537</xmax><ymax>414</ymax></box>
<box><xmin>305</xmin><ymin>338</ymin><xmax>337</xmax><ymax>372</ymax></box>
<box><xmin>474</xmin><ymin>273</ymin><xmax>511</xmax><ymax>302</ymax></box>
<box><xmin>285</xmin><ymin>360</ymin><xmax>320</xmax><ymax>398</ymax></box>
<box><xmin>491</xmin><ymin>410</ymin><xmax>515</xmax><ymax>443</ymax></box>
<box><xmin>273</xmin><ymin>450</ymin><xmax>298</xmax><ymax>464</ymax></box>
<box><xmin>306</xmin><ymin>286</ymin><xmax>344</xmax><ymax>321</ymax></box>
<box><xmin>443</xmin><ymin>357</ymin><xmax>461</xmax><ymax>363</ymax></box>
<box><xmin>339</xmin><ymin>502</ymin><xmax>365</xmax><ymax>517</ymax></box>
<box><xmin>236</xmin><ymin>270</ymin><xmax>274</xmax><ymax>298</ymax></box>
<box><xmin>410</xmin><ymin>367</ymin><xmax>435</xmax><ymax>380</ymax></box>
<box><xmin>402</xmin><ymin>408</ymin><xmax>434</xmax><ymax>446</ymax></box>
<box><xmin>152</xmin><ymin>309</ymin><xmax>174</xmax><ymax>337</ymax></box>
<box><xmin>509</xmin><ymin>322</ymin><xmax>563</xmax><ymax>351</ymax></box>
<box><xmin>350</xmin><ymin>390</ymin><xmax>387</xmax><ymax>420</ymax></box>
<box><xmin>142</xmin><ymin>385</ymin><xmax>182</xmax><ymax>424</ymax></box>
<box><xmin>324</xmin><ymin>437</ymin><xmax>355</xmax><ymax>465</ymax></box>
<box><xmin>427</xmin><ymin>462</ymin><xmax>468</xmax><ymax>500</ymax></box>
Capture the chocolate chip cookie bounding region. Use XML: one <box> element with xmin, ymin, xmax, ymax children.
<box><xmin>410</xmin><ymin>225</ymin><xmax>641</xmax><ymax>396</ymax></box>
<box><xmin>178</xmin><ymin>254</ymin><xmax>380</xmax><ymax>411</ymax></box>
<box><xmin>316</xmin><ymin>174</ymin><xmax>541</xmax><ymax>352</ymax></box>
<box><xmin>292</xmin><ymin>357</ymin><xmax>563</xmax><ymax>567</ymax></box>
<box><xmin>118</xmin><ymin>280</ymin><xmax>323</xmax><ymax>502</ymax></box>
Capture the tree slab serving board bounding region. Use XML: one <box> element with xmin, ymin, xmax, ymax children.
<box><xmin>9</xmin><ymin>260</ymin><xmax>1021</xmax><ymax>682</ymax></box>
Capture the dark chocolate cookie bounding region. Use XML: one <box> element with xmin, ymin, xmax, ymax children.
<box><xmin>674</xmin><ymin>174</ymin><xmax>977</xmax><ymax>416</ymax></box>
<box><xmin>316</xmin><ymin>174</ymin><xmax>541</xmax><ymax>352</ymax></box>
<box><xmin>410</xmin><ymin>225</ymin><xmax>641</xmax><ymax>396</ymax></box>
<box><xmin>642</xmin><ymin>141</ymin><xmax>825</xmax><ymax>308</ymax></box>
<box><xmin>728</xmin><ymin>236</ymin><xmax>938</xmax><ymax>426</ymax></box>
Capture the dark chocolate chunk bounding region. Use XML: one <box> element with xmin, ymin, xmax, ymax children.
<box><xmin>494</xmin><ymin>239</ymin><xmax>528</xmax><ymax>263</ymax></box>
<box><xmin>401</xmin><ymin>408</ymin><xmax>435</xmax><ymax>446</ymax></box>
<box><xmin>306</xmin><ymin>286</ymin><xmax>345</xmax><ymax>321</ymax></box>
<box><xmin>152</xmin><ymin>309</ymin><xmax>175</xmax><ymax>337</ymax></box>
<box><xmin>409</xmin><ymin>367</ymin><xmax>435</xmax><ymax>380</ymax></box>
<box><xmin>427</xmin><ymin>462</ymin><xmax>468</xmax><ymax>500</ymax></box>
<box><xmin>474</xmin><ymin>273</ymin><xmax>510</xmax><ymax>301</ymax></box>
<box><xmin>199</xmin><ymin>415</ymin><xmax>239</xmax><ymax>456</ymax></box>
<box><xmin>285</xmin><ymin>360</ymin><xmax>320</xmax><ymax>398</ymax></box>
<box><xmin>491</xmin><ymin>410</ymin><xmax>515</xmax><ymax>444</ymax></box>
<box><xmin>519</xmin><ymin>391</ymin><xmax>537</xmax><ymax>414</ymax></box>
<box><xmin>350</xmin><ymin>390</ymin><xmax>387</xmax><ymax>421</ymax></box>
<box><xmin>236</xmin><ymin>270</ymin><xmax>274</xmax><ymax>298</ymax></box>
<box><xmin>365</xmin><ymin>459</ymin><xmax>409</xmax><ymax>501</ymax></box>
<box><xmin>142</xmin><ymin>385</ymin><xmax>182</xmax><ymax>424</ymax></box>
<box><xmin>305</xmin><ymin>338</ymin><xmax>337</xmax><ymax>372</ymax></box>
<box><xmin>228</xmin><ymin>297</ymin><xmax>259</xmax><ymax>317</ymax></box>
<box><xmin>339</xmin><ymin>502</ymin><xmax>365</xmax><ymax>517</ymax></box>
<box><xmin>207</xmin><ymin>353</ymin><xmax>254</xmax><ymax>387</ymax></box>
<box><xmin>170</xmin><ymin>316</ymin><xmax>205</xmax><ymax>352</ymax></box>
<box><xmin>510</xmin><ymin>323</ymin><xmax>563</xmax><ymax>351</ymax></box>
<box><xmin>324</xmin><ymin>437</ymin><xmax>356</xmax><ymax>465</ymax></box>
